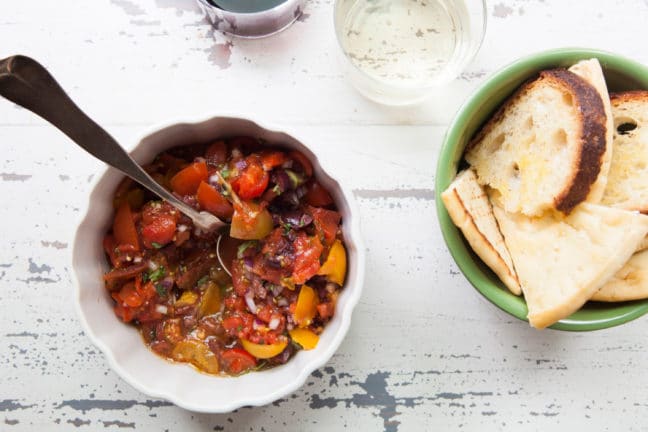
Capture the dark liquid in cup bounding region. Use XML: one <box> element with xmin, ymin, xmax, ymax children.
<box><xmin>208</xmin><ymin>0</ymin><xmax>288</xmax><ymax>13</ymax></box>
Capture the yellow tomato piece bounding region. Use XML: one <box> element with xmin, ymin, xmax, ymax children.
<box><xmin>241</xmin><ymin>338</ymin><xmax>288</xmax><ymax>359</ymax></box>
<box><xmin>230</xmin><ymin>202</ymin><xmax>273</xmax><ymax>240</ymax></box>
<box><xmin>176</xmin><ymin>290</ymin><xmax>199</xmax><ymax>306</ymax></box>
<box><xmin>171</xmin><ymin>340</ymin><xmax>219</xmax><ymax>374</ymax></box>
<box><xmin>294</xmin><ymin>285</ymin><xmax>318</xmax><ymax>327</ymax></box>
<box><xmin>317</xmin><ymin>240</ymin><xmax>347</xmax><ymax>285</ymax></box>
<box><xmin>198</xmin><ymin>282</ymin><xmax>221</xmax><ymax>318</ymax></box>
<box><xmin>289</xmin><ymin>328</ymin><xmax>319</xmax><ymax>350</ymax></box>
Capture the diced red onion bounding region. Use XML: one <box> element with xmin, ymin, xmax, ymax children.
<box><xmin>148</xmin><ymin>261</ymin><xmax>159</xmax><ymax>271</ymax></box>
<box><xmin>277</xmin><ymin>297</ymin><xmax>288</xmax><ymax>307</ymax></box>
<box><xmin>235</xmin><ymin>159</ymin><xmax>247</xmax><ymax>171</ymax></box>
<box><xmin>245</xmin><ymin>291</ymin><xmax>257</xmax><ymax>313</ymax></box>
<box><xmin>252</xmin><ymin>319</ymin><xmax>264</xmax><ymax>330</ymax></box>
<box><xmin>271</xmin><ymin>284</ymin><xmax>283</xmax><ymax>297</ymax></box>
<box><xmin>243</xmin><ymin>257</ymin><xmax>254</xmax><ymax>268</ymax></box>
<box><xmin>268</xmin><ymin>317</ymin><xmax>280</xmax><ymax>330</ymax></box>
<box><xmin>155</xmin><ymin>305</ymin><xmax>168</xmax><ymax>315</ymax></box>
<box><xmin>295</xmin><ymin>185</ymin><xmax>307</xmax><ymax>199</ymax></box>
<box><xmin>277</xmin><ymin>347</ymin><xmax>292</xmax><ymax>363</ymax></box>
<box><xmin>274</xmin><ymin>170</ymin><xmax>292</xmax><ymax>192</ymax></box>
<box><xmin>208</xmin><ymin>173</ymin><xmax>219</xmax><ymax>184</ymax></box>
<box><xmin>159</xmin><ymin>277</ymin><xmax>174</xmax><ymax>290</ymax></box>
<box><xmin>177</xmin><ymin>224</ymin><xmax>188</xmax><ymax>233</ymax></box>
<box><xmin>133</xmin><ymin>256</ymin><xmax>142</xmax><ymax>264</ymax></box>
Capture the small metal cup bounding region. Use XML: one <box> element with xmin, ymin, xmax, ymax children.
<box><xmin>196</xmin><ymin>0</ymin><xmax>306</xmax><ymax>38</ymax></box>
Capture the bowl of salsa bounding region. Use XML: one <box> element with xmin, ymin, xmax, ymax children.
<box><xmin>71</xmin><ymin>116</ymin><xmax>365</xmax><ymax>412</ymax></box>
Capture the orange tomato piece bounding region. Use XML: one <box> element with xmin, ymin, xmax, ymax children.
<box><xmin>241</xmin><ymin>338</ymin><xmax>288</xmax><ymax>359</ymax></box>
<box><xmin>317</xmin><ymin>240</ymin><xmax>347</xmax><ymax>285</ymax></box>
<box><xmin>170</xmin><ymin>161</ymin><xmax>208</xmax><ymax>195</ymax></box>
<box><xmin>113</xmin><ymin>202</ymin><xmax>140</xmax><ymax>251</ymax></box>
<box><xmin>230</xmin><ymin>201</ymin><xmax>273</xmax><ymax>240</ymax></box>
<box><xmin>293</xmin><ymin>285</ymin><xmax>319</xmax><ymax>327</ymax></box>
<box><xmin>198</xmin><ymin>282</ymin><xmax>221</xmax><ymax>318</ymax></box>
<box><xmin>289</xmin><ymin>328</ymin><xmax>319</xmax><ymax>350</ymax></box>
<box><xmin>171</xmin><ymin>340</ymin><xmax>220</xmax><ymax>374</ymax></box>
<box><xmin>196</xmin><ymin>181</ymin><xmax>233</xmax><ymax>219</ymax></box>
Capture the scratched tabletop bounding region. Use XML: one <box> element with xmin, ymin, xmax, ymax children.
<box><xmin>2</xmin><ymin>0</ymin><xmax>648</xmax><ymax>430</ymax></box>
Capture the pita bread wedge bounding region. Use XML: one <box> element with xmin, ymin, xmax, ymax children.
<box><xmin>492</xmin><ymin>202</ymin><xmax>648</xmax><ymax>328</ymax></box>
<box><xmin>441</xmin><ymin>169</ymin><xmax>521</xmax><ymax>295</ymax></box>
<box><xmin>592</xmin><ymin>249</ymin><xmax>648</xmax><ymax>302</ymax></box>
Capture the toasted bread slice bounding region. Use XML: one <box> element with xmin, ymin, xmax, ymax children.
<box><xmin>466</xmin><ymin>68</ymin><xmax>608</xmax><ymax>216</ymax></box>
<box><xmin>441</xmin><ymin>169</ymin><xmax>521</xmax><ymax>294</ymax></box>
<box><xmin>591</xmin><ymin>249</ymin><xmax>648</xmax><ymax>302</ymax></box>
<box><xmin>492</xmin><ymin>202</ymin><xmax>648</xmax><ymax>329</ymax></box>
<box><xmin>568</xmin><ymin>59</ymin><xmax>614</xmax><ymax>203</ymax></box>
<box><xmin>601</xmin><ymin>91</ymin><xmax>648</xmax><ymax>212</ymax></box>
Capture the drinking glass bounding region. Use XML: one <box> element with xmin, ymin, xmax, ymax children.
<box><xmin>334</xmin><ymin>0</ymin><xmax>487</xmax><ymax>105</ymax></box>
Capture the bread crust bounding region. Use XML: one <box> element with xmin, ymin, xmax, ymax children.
<box><xmin>542</xmin><ymin>70</ymin><xmax>607</xmax><ymax>213</ymax></box>
<box><xmin>610</xmin><ymin>90</ymin><xmax>648</xmax><ymax>105</ymax></box>
<box><xmin>467</xmin><ymin>69</ymin><xmax>608</xmax><ymax>215</ymax></box>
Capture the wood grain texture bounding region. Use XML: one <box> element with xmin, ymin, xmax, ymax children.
<box><xmin>2</xmin><ymin>0</ymin><xmax>648</xmax><ymax>431</ymax></box>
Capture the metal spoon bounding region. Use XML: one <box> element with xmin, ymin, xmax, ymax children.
<box><xmin>0</xmin><ymin>55</ymin><xmax>227</xmax><ymax>234</ymax></box>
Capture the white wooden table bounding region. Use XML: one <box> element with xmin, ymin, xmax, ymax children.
<box><xmin>2</xmin><ymin>1</ymin><xmax>648</xmax><ymax>430</ymax></box>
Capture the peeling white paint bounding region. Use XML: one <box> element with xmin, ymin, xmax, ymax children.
<box><xmin>2</xmin><ymin>0</ymin><xmax>648</xmax><ymax>431</ymax></box>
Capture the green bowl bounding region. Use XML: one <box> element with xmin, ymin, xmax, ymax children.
<box><xmin>436</xmin><ymin>48</ymin><xmax>648</xmax><ymax>331</ymax></box>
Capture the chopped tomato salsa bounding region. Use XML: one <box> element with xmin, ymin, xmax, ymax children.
<box><xmin>103</xmin><ymin>137</ymin><xmax>347</xmax><ymax>376</ymax></box>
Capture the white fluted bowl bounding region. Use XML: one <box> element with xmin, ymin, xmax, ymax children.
<box><xmin>71</xmin><ymin>116</ymin><xmax>365</xmax><ymax>412</ymax></box>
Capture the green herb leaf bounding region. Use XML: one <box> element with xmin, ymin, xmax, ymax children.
<box><xmin>220</xmin><ymin>167</ymin><xmax>231</xmax><ymax>179</ymax></box>
<box><xmin>237</xmin><ymin>240</ymin><xmax>258</xmax><ymax>259</ymax></box>
<box><xmin>151</xmin><ymin>242</ymin><xmax>163</xmax><ymax>249</ymax></box>
<box><xmin>155</xmin><ymin>284</ymin><xmax>167</xmax><ymax>297</ymax></box>
<box><xmin>196</xmin><ymin>275</ymin><xmax>209</xmax><ymax>287</ymax></box>
<box><xmin>291</xmin><ymin>339</ymin><xmax>303</xmax><ymax>351</ymax></box>
<box><xmin>253</xmin><ymin>361</ymin><xmax>268</xmax><ymax>372</ymax></box>
<box><xmin>147</xmin><ymin>265</ymin><xmax>166</xmax><ymax>282</ymax></box>
<box><xmin>285</xmin><ymin>169</ymin><xmax>303</xmax><ymax>188</ymax></box>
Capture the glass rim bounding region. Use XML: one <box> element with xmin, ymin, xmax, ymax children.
<box><xmin>332</xmin><ymin>0</ymin><xmax>488</xmax><ymax>92</ymax></box>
